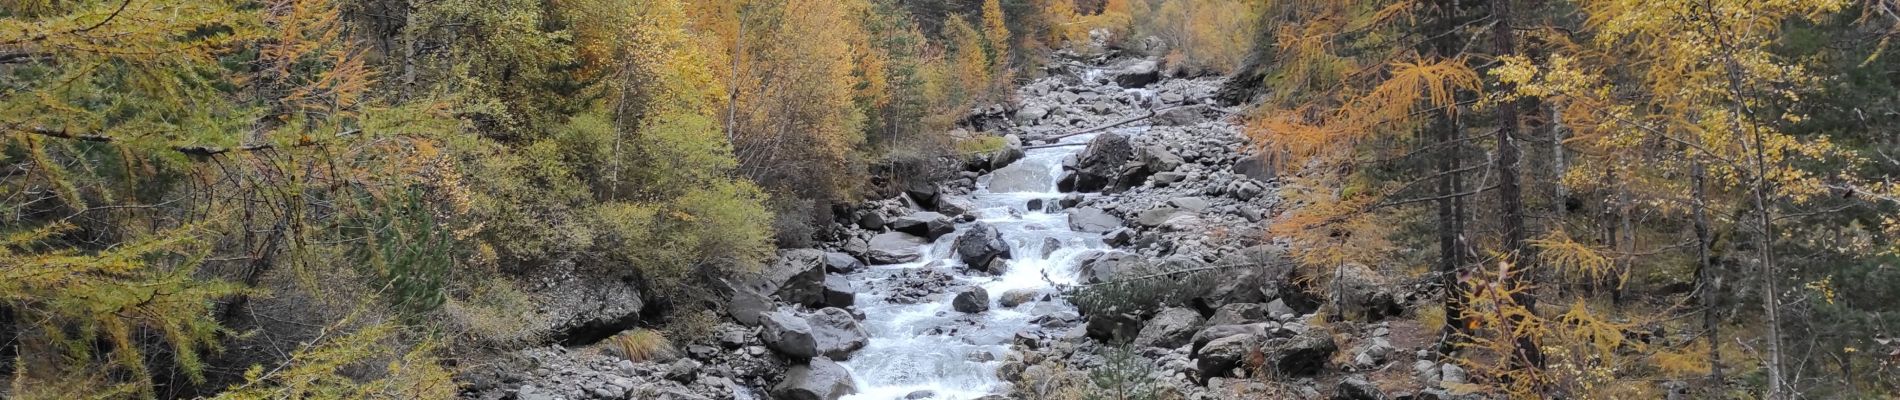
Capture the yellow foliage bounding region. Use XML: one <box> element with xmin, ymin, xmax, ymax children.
<box><xmin>608</xmin><ymin>329</ymin><xmax>675</xmax><ymax>362</ymax></box>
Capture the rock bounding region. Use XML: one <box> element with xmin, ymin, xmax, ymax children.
<box><xmin>988</xmin><ymin>160</ymin><xmax>1055</xmax><ymax>193</ymax></box>
<box><xmin>1334</xmin><ymin>263</ymin><xmax>1400</xmax><ymax>321</ymax></box>
<box><xmin>952</xmin><ymin>287</ymin><xmax>991</xmax><ymax>313</ymax></box>
<box><xmin>1153</xmin><ymin>105</ymin><xmax>1207</xmax><ymax>127</ymax></box>
<box><xmin>1135</xmin><ymin>207</ymin><xmax>1182</xmax><ymax>227</ymax></box>
<box><xmin>1140</xmin><ymin>145</ymin><xmax>1186</xmax><ymax>172</ymax></box>
<box><xmin>822</xmin><ymin>252</ymin><xmax>864</xmax><ymax>273</ymax></box>
<box><xmin>1102</xmin><ymin>227</ymin><xmax>1134</xmax><ymax>246</ymax></box>
<box><xmin>1226</xmin><ymin>179</ymin><xmax>1265</xmax><ymax>201</ymax></box>
<box><xmin>1189</xmin><ymin>323</ymin><xmax>1271</xmax><ymax>357</ymax></box>
<box><xmin>665</xmin><ymin>359</ymin><xmax>701</xmax><ymax>383</ymax></box>
<box><xmin>990</xmin><ymin>146</ymin><xmax>1026</xmax><ymax>170</ymax></box>
<box><xmin>1135</xmin><ymin>307</ymin><xmax>1206</xmax><ymax>349</ymax></box>
<box><xmin>1265</xmin><ymin>298</ymin><xmax>1295</xmax><ymax>318</ymax></box>
<box><xmin>822</xmin><ymin>275</ymin><xmax>855</xmax><ymax>309</ymax></box>
<box><xmin>772</xmin><ymin>357</ymin><xmax>857</xmax><ymax>400</ymax></box>
<box><xmin>807</xmin><ymin>307</ymin><xmax>870</xmax><ymax>360</ymax></box>
<box><xmin>904</xmin><ymin>181</ymin><xmax>940</xmax><ymax>210</ymax></box>
<box><xmin>1199</xmin><ymin>245</ymin><xmax>1293</xmax><ymax>308</ymax></box>
<box><xmin>1073</xmin><ymin>133</ymin><xmax>1135</xmax><ymax>192</ymax></box>
<box><xmin>1336</xmin><ymin>376</ymin><xmax>1387</xmax><ymax>400</ymax></box>
<box><xmin>1440</xmin><ymin>363</ymin><xmax>1467</xmax><ymax>384</ymax></box>
<box><xmin>1067</xmin><ymin>207</ymin><xmax>1123</xmax><ymax>233</ymax></box>
<box><xmin>1058</xmin><ymin>193</ymin><xmax>1084</xmax><ymax>209</ymax></box>
<box><xmin>1115</xmin><ymin>60</ymin><xmax>1161</xmax><ymax>88</ymax></box>
<box><xmin>1085</xmin><ymin>313</ymin><xmax>1143</xmax><ymax>344</ymax></box>
<box><xmin>936</xmin><ymin>196</ymin><xmax>977</xmax><ymax>218</ymax></box>
<box><xmin>1264</xmin><ymin>330</ymin><xmax>1337</xmax><ymax>376</ymax></box>
<box><xmin>954</xmin><ymin>222</ymin><xmax>1013</xmax><ymax>271</ymax></box>
<box><xmin>1076</xmin><ymin>251</ymin><xmax>1142</xmax><ymax>284</ymax></box>
<box><xmin>764</xmin><ymin>249</ymin><xmax>828</xmax><ymax>307</ymax></box>
<box><xmin>1039</xmin><ymin>237</ymin><xmax>1064</xmax><ymax>259</ymax></box>
<box><xmin>857</xmin><ymin>212</ymin><xmax>887</xmax><ymax>230</ymax></box>
<box><xmin>1026</xmin><ymin>198</ymin><xmax>1046</xmax><ymax>212</ymax></box>
<box><xmin>999</xmin><ymin>288</ymin><xmax>1042</xmax><ymax>308</ymax></box>
<box><xmin>759</xmin><ymin>311</ymin><xmax>820</xmax><ymax>360</ymax></box>
<box><xmin>906</xmin><ymin>390</ymin><xmax>939</xmax><ymax>399</ymax></box>
<box><xmin>1167</xmin><ymin>196</ymin><xmax>1211</xmax><ymax>212</ymax></box>
<box><xmin>1150</xmin><ymin>171</ymin><xmax>1187</xmax><ymax>186</ymax></box>
<box><xmin>1194</xmin><ymin>333</ymin><xmax>1258</xmax><ymax>384</ymax></box>
<box><xmin>1234</xmin><ymin>152</ymin><xmax>1277</xmax><ymax>183</ymax></box>
<box><xmin>866</xmin><ymin>232</ymin><xmax>928</xmax><ymax>265</ymax></box>
<box><xmin>1206</xmin><ymin>303</ymin><xmax>1270</xmax><ymax>326</ymax></box>
<box><xmin>888</xmin><ymin>212</ymin><xmax>955</xmax><ymax>241</ymax></box>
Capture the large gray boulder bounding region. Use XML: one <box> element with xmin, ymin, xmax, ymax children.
<box><xmin>1134</xmin><ymin>307</ymin><xmax>1205</xmax><ymax>349</ymax></box>
<box><xmin>760</xmin><ymin>309</ymin><xmax>869</xmax><ymax>361</ymax></box>
<box><xmin>1139</xmin><ymin>145</ymin><xmax>1186</xmax><ymax>172</ymax></box>
<box><xmin>1067</xmin><ymin>207</ymin><xmax>1123</xmax><ymax>233</ymax></box>
<box><xmin>1076</xmin><ymin>251</ymin><xmax>1142</xmax><ymax>284</ymax></box>
<box><xmin>772</xmin><ymin>357</ymin><xmax>857</xmax><ymax>400</ymax></box>
<box><xmin>936</xmin><ymin>196</ymin><xmax>978</xmax><ymax>218</ymax></box>
<box><xmin>822</xmin><ymin>252</ymin><xmax>864</xmax><ymax>274</ymax></box>
<box><xmin>1206</xmin><ymin>303</ymin><xmax>1270</xmax><ymax>326</ymax></box>
<box><xmin>954</xmin><ymin>222</ymin><xmax>1012</xmax><ymax>271</ymax></box>
<box><xmin>1234</xmin><ymin>152</ymin><xmax>1277</xmax><ymax>183</ymax></box>
<box><xmin>952</xmin><ymin>287</ymin><xmax>991</xmax><ymax>313</ymax></box>
<box><xmin>1264</xmin><ymin>330</ymin><xmax>1338</xmax><ymax>376</ymax></box>
<box><xmin>866</xmin><ymin>232</ymin><xmax>928</xmax><ymax>265</ymax></box>
<box><xmin>888</xmin><ymin>212</ymin><xmax>955</xmax><ymax>241</ymax></box>
<box><xmin>1085</xmin><ymin>313</ymin><xmax>1143</xmax><ymax>344</ymax></box>
<box><xmin>1134</xmin><ymin>207</ymin><xmax>1181</xmax><ymax>227</ymax></box>
<box><xmin>1333</xmin><ymin>263</ymin><xmax>1400</xmax><ymax>321</ymax></box>
<box><xmin>725</xmin><ymin>249</ymin><xmax>826</xmax><ymax>324</ymax></box>
<box><xmin>822</xmin><ymin>275</ymin><xmax>855</xmax><ymax>309</ymax></box>
<box><xmin>1072</xmin><ymin>133</ymin><xmax>1135</xmax><ymax>192</ymax></box>
<box><xmin>1199</xmin><ymin>245</ymin><xmax>1293</xmax><ymax>309</ymax></box>
<box><xmin>998</xmin><ymin>288</ymin><xmax>1043</xmax><ymax>308</ymax></box>
<box><xmin>1190</xmin><ymin>323</ymin><xmax>1273</xmax><ymax>358</ymax></box>
<box><xmin>1194</xmin><ymin>333</ymin><xmax>1258</xmax><ymax>384</ymax></box>
<box><xmin>1153</xmin><ymin>105</ymin><xmax>1208</xmax><ymax>127</ymax></box>
<box><xmin>988</xmin><ymin>161</ymin><xmax>1054</xmax><ymax>193</ymax></box>
<box><xmin>1115</xmin><ymin>60</ymin><xmax>1161</xmax><ymax>88</ymax></box>
<box><xmin>990</xmin><ymin>146</ymin><xmax>1026</xmax><ymax>170</ymax></box>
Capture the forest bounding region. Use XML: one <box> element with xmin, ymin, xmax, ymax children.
<box><xmin>3</xmin><ymin>0</ymin><xmax>1900</xmax><ymax>399</ymax></box>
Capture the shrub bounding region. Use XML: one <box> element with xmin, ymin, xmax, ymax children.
<box><xmin>607</xmin><ymin>329</ymin><xmax>674</xmax><ymax>362</ymax></box>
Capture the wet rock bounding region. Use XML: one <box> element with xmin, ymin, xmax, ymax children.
<box><xmin>759</xmin><ymin>311</ymin><xmax>820</xmax><ymax>360</ymax></box>
<box><xmin>990</xmin><ymin>146</ymin><xmax>1026</xmax><ymax>170</ymax></box>
<box><xmin>761</xmin><ymin>308</ymin><xmax>868</xmax><ymax>361</ymax></box>
<box><xmin>904</xmin><ymin>182</ymin><xmax>941</xmax><ymax>210</ymax></box>
<box><xmin>952</xmin><ymin>287</ymin><xmax>991</xmax><ymax>313</ymax></box>
<box><xmin>866</xmin><ymin>232</ymin><xmax>928</xmax><ymax>265</ymax></box>
<box><xmin>1206</xmin><ymin>303</ymin><xmax>1270</xmax><ymax>326</ymax></box>
<box><xmin>937</xmin><ymin>196</ymin><xmax>977</xmax><ymax>218</ymax></box>
<box><xmin>807</xmin><ymin>308</ymin><xmax>870</xmax><ymax>360</ymax></box>
<box><xmin>988</xmin><ymin>160</ymin><xmax>1055</xmax><ymax>193</ymax></box>
<box><xmin>905</xmin><ymin>390</ymin><xmax>939</xmax><ymax>399</ymax></box>
<box><xmin>1026</xmin><ymin>198</ymin><xmax>1046</xmax><ymax>212</ymax></box>
<box><xmin>1067</xmin><ymin>207</ymin><xmax>1123</xmax><ymax>233</ymax></box>
<box><xmin>888</xmin><ymin>212</ymin><xmax>955</xmax><ymax>241</ymax></box>
<box><xmin>955</xmin><ymin>222</ymin><xmax>1013</xmax><ymax>271</ymax></box>
<box><xmin>1040</xmin><ymin>237</ymin><xmax>1064</xmax><ymax>259</ymax></box>
<box><xmin>772</xmin><ymin>357</ymin><xmax>857</xmax><ymax>400</ymax></box>
<box><xmin>1058</xmin><ymin>193</ymin><xmax>1084</xmax><ymax>209</ymax></box>
<box><xmin>1135</xmin><ymin>307</ymin><xmax>1205</xmax><ymax>349</ymax></box>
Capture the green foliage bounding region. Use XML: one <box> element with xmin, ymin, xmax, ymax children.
<box><xmin>1083</xmin><ymin>346</ymin><xmax>1168</xmax><ymax>400</ymax></box>
<box><xmin>1068</xmin><ymin>258</ymin><xmax>1216</xmax><ymax>317</ymax></box>
<box><xmin>351</xmin><ymin>191</ymin><xmax>453</xmax><ymax>318</ymax></box>
<box><xmin>211</xmin><ymin>322</ymin><xmax>456</xmax><ymax>399</ymax></box>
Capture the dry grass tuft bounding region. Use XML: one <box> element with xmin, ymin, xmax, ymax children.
<box><xmin>608</xmin><ymin>329</ymin><xmax>674</xmax><ymax>362</ymax></box>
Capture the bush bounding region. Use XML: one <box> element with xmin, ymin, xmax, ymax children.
<box><xmin>607</xmin><ymin>329</ymin><xmax>674</xmax><ymax>362</ymax></box>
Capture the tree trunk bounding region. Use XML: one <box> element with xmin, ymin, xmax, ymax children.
<box><xmin>1427</xmin><ymin>0</ymin><xmax>1470</xmax><ymax>352</ymax></box>
<box><xmin>1489</xmin><ymin>0</ymin><xmax>1543</xmax><ymax>370</ymax></box>
<box><xmin>1692</xmin><ymin>158</ymin><xmax>1725</xmax><ymax>389</ymax></box>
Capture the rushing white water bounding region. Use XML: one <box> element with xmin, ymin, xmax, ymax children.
<box><xmin>837</xmin><ymin>129</ymin><xmax>1127</xmax><ymax>400</ymax></box>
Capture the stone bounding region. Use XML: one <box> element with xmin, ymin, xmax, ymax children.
<box><xmin>822</xmin><ymin>275</ymin><xmax>855</xmax><ymax>309</ymax></box>
<box><xmin>903</xmin><ymin>181</ymin><xmax>941</xmax><ymax>210</ymax></box>
<box><xmin>1140</xmin><ymin>145</ymin><xmax>1187</xmax><ymax>172</ymax></box>
<box><xmin>952</xmin><ymin>287</ymin><xmax>991</xmax><ymax>313</ymax></box>
<box><xmin>761</xmin><ymin>249</ymin><xmax>828</xmax><ymax>307</ymax></box>
<box><xmin>761</xmin><ymin>309</ymin><xmax>868</xmax><ymax>361</ymax></box>
<box><xmin>1206</xmin><ymin>303</ymin><xmax>1270</xmax><ymax>326</ymax></box>
<box><xmin>888</xmin><ymin>212</ymin><xmax>955</xmax><ymax>241</ymax></box>
<box><xmin>1336</xmin><ymin>376</ymin><xmax>1387</xmax><ymax>400</ymax></box>
<box><xmin>1058</xmin><ymin>193</ymin><xmax>1084</xmax><ymax>209</ymax></box>
<box><xmin>1334</xmin><ymin>263</ymin><xmax>1400</xmax><ymax>321</ymax></box>
<box><xmin>936</xmin><ymin>196</ymin><xmax>978</xmax><ymax>218</ymax></box>
<box><xmin>1115</xmin><ymin>60</ymin><xmax>1161</xmax><ymax>88</ymax></box>
<box><xmin>954</xmin><ymin>222</ymin><xmax>1013</xmax><ymax>271</ymax></box>
<box><xmin>1026</xmin><ymin>198</ymin><xmax>1045</xmax><ymax>212</ymax></box>
<box><xmin>1189</xmin><ymin>323</ymin><xmax>1271</xmax><ymax>357</ymax></box>
<box><xmin>990</xmin><ymin>146</ymin><xmax>1026</xmax><ymax>170</ymax></box>
<box><xmin>1194</xmin><ymin>333</ymin><xmax>1258</xmax><ymax>384</ymax></box>
<box><xmin>1199</xmin><ymin>245</ymin><xmax>1293</xmax><ymax>308</ymax></box>
<box><xmin>988</xmin><ymin>160</ymin><xmax>1055</xmax><ymax>193</ymax></box>
<box><xmin>1234</xmin><ymin>152</ymin><xmax>1277</xmax><ymax>183</ymax></box>
<box><xmin>807</xmin><ymin>307</ymin><xmax>870</xmax><ymax>360</ymax></box>
<box><xmin>999</xmin><ymin>288</ymin><xmax>1042</xmax><ymax>308</ymax></box>
<box><xmin>1440</xmin><ymin>363</ymin><xmax>1467</xmax><ymax>384</ymax></box>
<box><xmin>759</xmin><ymin>311</ymin><xmax>819</xmax><ymax>360</ymax></box>
<box><xmin>866</xmin><ymin>232</ymin><xmax>928</xmax><ymax>265</ymax></box>
<box><xmin>1135</xmin><ymin>307</ymin><xmax>1206</xmax><ymax>349</ymax></box>
<box><xmin>772</xmin><ymin>357</ymin><xmax>857</xmax><ymax>400</ymax></box>
<box><xmin>1135</xmin><ymin>207</ymin><xmax>1182</xmax><ymax>227</ymax></box>
<box><xmin>665</xmin><ymin>359</ymin><xmax>700</xmax><ymax>383</ymax></box>
<box><xmin>1073</xmin><ymin>133</ymin><xmax>1135</xmax><ymax>192</ymax></box>
<box><xmin>906</xmin><ymin>390</ymin><xmax>939</xmax><ymax>399</ymax></box>
<box><xmin>1150</xmin><ymin>171</ymin><xmax>1187</xmax><ymax>186</ymax></box>
<box><xmin>856</xmin><ymin>212</ymin><xmax>887</xmax><ymax>230</ymax></box>
<box><xmin>1040</xmin><ymin>237</ymin><xmax>1064</xmax><ymax>259</ymax></box>
<box><xmin>1085</xmin><ymin>313</ymin><xmax>1143</xmax><ymax>344</ymax></box>
<box><xmin>822</xmin><ymin>252</ymin><xmax>864</xmax><ymax>273</ymax></box>
<box><xmin>1167</xmin><ymin>196</ymin><xmax>1211</xmax><ymax>212</ymax></box>
<box><xmin>1153</xmin><ymin>105</ymin><xmax>1208</xmax><ymax>127</ymax></box>
<box><xmin>1102</xmin><ymin>228</ymin><xmax>1134</xmax><ymax>246</ymax></box>
<box><xmin>1264</xmin><ymin>330</ymin><xmax>1337</xmax><ymax>376</ymax></box>
<box><xmin>1067</xmin><ymin>207</ymin><xmax>1123</xmax><ymax>233</ymax></box>
<box><xmin>1076</xmin><ymin>251</ymin><xmax>1142</xmax><ymax>284</ymax></box>
<box><xmin>1266</xmin><ymin>298</ymin><xmax>1296</xmax><ymax>318</ymax></box>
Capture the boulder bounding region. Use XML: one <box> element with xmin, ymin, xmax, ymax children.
<box><xmin>888</xmin><ymin>212</ymin><xmax>955</xmax><ymax>241</ymax></box>
<box><xmin>988</xmin><ymin>161</ymin><xmax>1054</xmax><ymax>193</ymax></box>
<box><xmin>1115</xmin><ymin>60</ymin><xmax>1161</xmax><ymax>88</ymax></box>
<box><xmin>952</xmin><ymin>287</ymin><xmax>991</xmax><ymax>313</ymax></box>
<box><xmin>866</xmin><ymin>232</ymin><xmax>928</xmax><ymax>265</ymax></box>
<box><xmin>903</xmin><ymin>181</ymin><xmax>940</xmax><ymax>210</ymax></box>
<box><xmin>1234</xmin><ymin>152</ymin><xmax>1277</xmax><ymax>183</ymax></box>
<box><xmin>1149</xmin><ymin>171</ymin><xmax>1187</xmax><ymax>186</ymax></box>
<box><xmin>999</xmin><ymin>288</ymin><xmax>1042</xmax><ymax>308</ymax></box>
<box><xmin>1140</xmin><ymin>145</ymin><xmax>1186</xmax><ymax>172</ymax></box>
<box><xmin>1264</xmin><ymin>330</ymin><xmax>1337</xmax><ymax>376</ymax></box>
<box><xmin>936</xmin><ymin>196</ymin><xmax>977</xmax><ymax>218</ymax></box>
<box><xmin>1336</xmin><ymin>376</ymin><xmax>1387</xmax><ymax>400</ymax></box>
<box><xmin>1206</xmin><ymin>303</ymin><xmax>1270</xmax><ymax>326</ymax></box>
<box><xmin>762</xmin><ymin>249</ymin><xmax>828</xmax><ymax>307</ymax></box>
<box><xmin>1058</xmin><ymin>194</ymin><xmax>1084</xmax><ymax>209</ymax></box>
<box><xmin>1333</xmin><ymin>263</ymin><xmax>1400</xmax><ymax>321</ymax></box>
<box><xmin>1194</xmin><ymin>333</ymin><xmax>1258</xmax><ymax>384</ymax></box>
<box><xmin>1039</xmin><ymin>237</ymin><xmax>1064</xmax><ymax>259</ymax></box>
<box><xmin>1067</xmin><ymin>207</ymin><xmax>1123</xmax><ymax>233</ymax></box>
<box><xmin>822</xmin><ymin>251</ymin><xmax>863</xmax><ymax>274</ymax></box>
<box><xmin>1134</xmin><ymin>307</ymin><xmax>1206</xmax><ymax>349</ymax></box>
<box><xmin>1135</xmin><ymin>207</ymin><xmax>1182</xmax><ymax>227</ymax></box>
<box><xmin>1085</xmin><ymin>313</ymin><xmax>1144</xmax><ymax>344</ymax></box>
<box><xmin>990</xmin><ymin>146</ymin><xmax>1026</xmax><ymax>170</ymax></box>
<box><xmin>1189</xmin><ymin>323</ymin><xmax>1272</xmax><ymax>357</ymax></box>
<box><xmin>1073</xmin><ymin>133</ymin><xmax>1135</xmax><ymax>192</ymax></box>
<box><xmin>955</xmin><ymin>222</ymin><xmax>1013</xmax><ymax>271</ymax></box>
<box><xmin>772</xmin><ymin>357</ymin><xmax>857</xmax><ymax>400</ymax></box>
<box><xmin>1153</xmin><ymin>105</ymin><xmax>1207</xmax><ymax>127</ymax></box>
<box><xmin>856</xmin><ymin>211</ymin><xmax>887</xmax><ymax>231</ymax></box>
<box><xmin>1076</xmin><ymin>251</ymin><xmax>1142</xmax><ymax>284</ymax></box>
<box><xmin>1199</xmin><ymin>245</ymin><xmax>1293</xmax><ymax>308</ymax></box>
<box><xmin>1016</xmin><ymin>106</ymin><xmax>1049</xmax><ymax>124</ymax></box>
<box><xmin>822</xmin><ymin>275</ymin><xmax>855</xmax><ymax>309</ymax></box>
<box><xmin>807</xmin><ymin>307</ymin><xmax>870</xmax><ymax>360</ymax></box>
<box><xmin>1167</xmin><ymin>196</ymin><xmax>1211</xmax><ymax>212</ymax></box>
<box><xmin>759</xmin><ymin>311</ymin><xmax>819</xmax><ymax>360</ymax></box>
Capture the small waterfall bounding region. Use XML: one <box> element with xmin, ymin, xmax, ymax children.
<box><xmin>837</xmin><ymin>131</ymin><xmax>1121</xmax><ymax>399</ymax></box>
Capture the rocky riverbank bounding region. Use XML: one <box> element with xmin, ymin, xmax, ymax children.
<box><xmin>462</xmin><ymin>54</ymin><xmax>1467</xmax><ymax>400</ymax></box>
